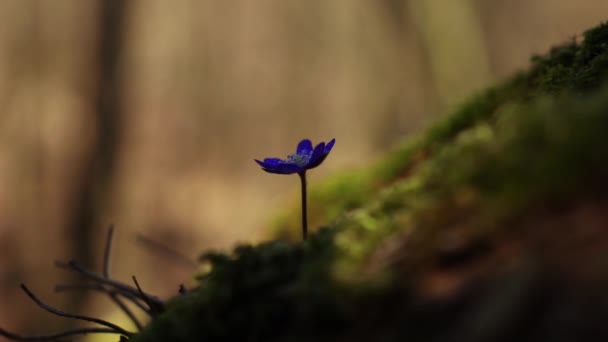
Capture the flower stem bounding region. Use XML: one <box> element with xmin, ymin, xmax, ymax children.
<box><xmin>298</xmin><ymin>172</ymin><xmax>308</xmax><ymax>241</ymax></box>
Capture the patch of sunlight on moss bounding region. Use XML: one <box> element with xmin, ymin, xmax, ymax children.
<box><xmin>330</xmin><ymin>170</ymin><xmax>429</xmax><ymax>283</ymax></box>
<box><xmin>353</xmin><ymin>210</ymin><xmax>381</xmax><ymax>232</ymax></box>
<box><xmin>333</xmin><ymin>81</ymin><xmax>608</xmax><ymax>283</ymax></box>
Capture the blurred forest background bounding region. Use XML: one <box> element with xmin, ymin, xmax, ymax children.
<box><xmin>0</xmin><ymin>0</ymin><xmax>607</xmax><ymax>340</ymax></box>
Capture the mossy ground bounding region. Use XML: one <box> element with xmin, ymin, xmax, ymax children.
<box><xmin>131</xmin><ymin>22</ymin><xmax>608</xmax><ymax>342</ymax></box>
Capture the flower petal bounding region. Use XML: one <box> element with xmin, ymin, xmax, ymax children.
<box><xmin>263</xmin><ymin>162</ymin><xmax>302</xmax><ymax>174</ymax></box>
<box><xmin>254</xmin><ymin>159</ymin><xmax>266</xmax><ymax>166</ymax></box>
<box><xmin>324</xmin><ymin>138</ymin><xmax>335</xmax><ymax>153</ymax></box>
<box><xmin>262</xmin><ymin>158</ymin><xmax>283</xmax><ymax>166</ymax></box>
<box><xmin>255</xmin><ymin>158</ymin><xmax>302</xmax><ymax>174</ymax></box>
<box><xmin>296</xmin><ymin>139</ymin><xmax>313</xmax><ymax>155</ymax></box>
<box><xmin>306</xmin><ymin>142</ymin><xmax>326</xmax><ymax>169</ymax></box>
<box><xmin>255</xmin><ymin>138</ymin><xmax>334</xmax><ymax>175</ymax></box>
<box><xmin>255</xmin><ymin>158</ymin><xmax>278</xmax><ymax>168</ymax></box>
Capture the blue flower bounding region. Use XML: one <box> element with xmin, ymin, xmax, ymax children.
<box><xmin>255</xmin><ymin>138</ymin><xmax>335</xmax><ymax>175</ymax></box>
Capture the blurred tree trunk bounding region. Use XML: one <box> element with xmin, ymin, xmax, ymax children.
<box><xmin>409</xmin><ymin>0</ymin><xmax>491</xmax><ymax>108</ymax></box>
<box><xmin>64</xmin><ymin>0</ymin><xmax>127</xmax><ymax>315</ymax></box>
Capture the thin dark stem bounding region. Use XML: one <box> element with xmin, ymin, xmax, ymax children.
<box><xmin>55</xmin><ymin>283</ymin><xmax>150</xmax><ymax>314</ymax></box>
<box><xmin>0</xmin><ymin>326</ymin><xmax>123</xmax><ymax>341</ymax></box>
<box><xmin>299</xmin><ymin>172</ymin><xmax>308</xmax><ymax>241</ymax></box>
<box><xmin>55</xmin><ymin>284</ymin><xmax>145</xmax><ymax>330</ymax></box>
<box><xmin>55</xmin><ymin>260</ymin><xmax>165</xmax><ymax>310</ymax></box>
<box><xmin>19</xmin><ymin>284</ymin><xmax>133</xmax><ymax>337</ymax></box>
<box><xmin>99</xmin><ymin>225</ymin><xmax>145</xmax><ymax>330</ymax></box>
<box><xmin>107</xmin><ymin>292</ymin><xmax>143</xmax><ymax>331</ymax></box>
<box><xmin>132</xmin><ymin>276</ymin><xmax>164</xmax><ymax>315</ymax></box>
<box><xmin>132</xmin><ymin>276</ymin><xmax>148</xmax><ymax>308</ymax></box>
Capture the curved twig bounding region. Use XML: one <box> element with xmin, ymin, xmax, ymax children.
<box><xmin>132</xmin><ymin>276</ymin><xmax>164</xmax><ymax>315</ymax></box>
<box><xmin>55</xmin><ymin>283</ymin><xmax>145</xmax><ymax>330</ymax></box>
<box><xmin>2</xmin><ymin>226</ymin><xmax>173</xmax><ymax>340</ymax></box>
<box><xmin>55</xmin><ymin>283</ymin><xmax>149</xmax><ymax>313</ymax></box>
<box><xmin>20</xmin><ymin>284</ymin><xmax>133</xmax><ymax>337</ymax></box>
<box><xmin>54</xmin><ymin>260</ymin><xmax>164</xmax><ymax>310</ymax></box>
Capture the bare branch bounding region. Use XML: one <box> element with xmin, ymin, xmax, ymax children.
<box><xmin>20</xmin><ymin>284</ymin><xmax>133</xmax><ymax>337</ymax></box>
<box><xmin>54</xmin><ymin>260</ymin><xmax>165</xmax><ymax>310</ymax></box>
<box><xmin>107</xmin><ymin>292</ymin><xmax>144</xmax><ymax>332</ymax></box>
<box><xmin>55</xmin><ymin>283</ymin><xmax>145</xmax><ymax>331</ymax></box>
<box><xmin>132</xmin><ymin>276</ymin><xmax>164</xmax><ymax>315</ymax></box>
<box><xmin>55</xmin><ymin>283</ymin><xmax>150</xmax><ymax>315</ymax></box>
<box><xmin>98</xmin><ymin>225</ymin><xmax>145</xmax><ymax>330</ymax></box>
<box><xmin>131</xmin><ymin>276</ymin><xmax>149</xmax><ymax>308</ymax></box>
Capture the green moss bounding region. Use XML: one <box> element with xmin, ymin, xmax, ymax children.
<box><xmin>130</xmin><ymin>228</ymin><xmax>357</xmax><ymax>342</ymax></box>
<box><xmin>132</xmin><ymin>21</ymin><xmax>608</xmax><ymax>341</ymax></box>
<box><xmin>271</xmin><ymin>23</ymin><xmax>608</xmax><ymax>240</ymax></box>
<box><xmin>529</xmin><ymin>22</ymin><xmax>608</xmax><ymax>92</ymax></box>
<box><xmin>333</xmin><ymin>86</ymin><xmax>608</xmax><ymax>281</ymax></box>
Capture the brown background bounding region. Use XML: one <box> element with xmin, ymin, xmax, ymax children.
<box><xmin>0</xmin><ymin>1</ymin><xmax>606</xmax><ymax>339</ymax></box>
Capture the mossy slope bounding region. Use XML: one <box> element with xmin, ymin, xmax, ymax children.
<box><xmin>132</xmin><ymin>22</ymin><xmax>608</xmax><ymax>342</ymax></box>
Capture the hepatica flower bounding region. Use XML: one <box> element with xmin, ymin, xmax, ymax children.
<box><xmin>255</xmin><ymin>138</ymin><xmax>335</xmax><ymax>240</ymax></box>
